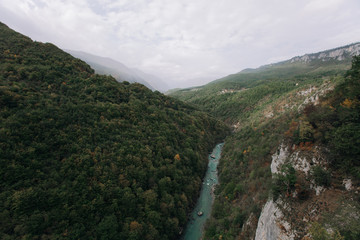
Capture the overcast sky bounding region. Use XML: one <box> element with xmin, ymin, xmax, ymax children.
<box><xmin>1</xmin><ymin>0</ymin><xmax>360</xmax><ymax>88</ymax></box>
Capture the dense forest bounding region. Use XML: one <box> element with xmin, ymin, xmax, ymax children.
<box><xmin>0</xmin><ymin>22</ymin><xmax>229</xmax><ymax>240</ymax></box>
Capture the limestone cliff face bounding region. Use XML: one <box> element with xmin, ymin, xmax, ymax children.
<box><xmin>270</xmin><ymin>143</ymin><xmax>325</xmax><ymax>179</ymax></box>
<box><xmin>290</xmin><ymin>42</ymin><xmax>360</xmax><ymax>63</ymax></box>
<box><xmin>255</xmin><ymin>143</ymin><xmax>325</xmax><ymax>240</ymax></box>
<box><xmin>255</xmin><ymin>143</ymin><xmax>296</xmax><ymax>240</ymax></box>
<box><xmin>255</xmin><ymin>199</ymin><xmax>294</xmax><ymax>240</ymax></box>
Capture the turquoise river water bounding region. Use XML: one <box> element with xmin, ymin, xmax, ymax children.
<box><xmin>181</xmin><ymin>143</ymin><xmax>224</xmax><ymax>240</ymax></box>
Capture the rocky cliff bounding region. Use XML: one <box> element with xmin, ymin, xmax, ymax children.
<box><xmin>290</xmin><ymin>42</ymin><xmax>360</xmax><ymax>63</ymax></box>
<box><xmin>255</xmin><ymin>141</ymin><xmax>360</xmax><ymax>240</ymax></box>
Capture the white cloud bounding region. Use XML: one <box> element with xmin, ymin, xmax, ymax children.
<box><xmin>0</xmin><ymin>0</ymin><xmax>359</xmax><ymax>88</ymax></box>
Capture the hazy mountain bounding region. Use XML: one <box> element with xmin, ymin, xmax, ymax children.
<box><xmin>66</xmin><ymin>50</ymin><xmax>168</xmax><ymax>91</ymax></box>
<box><xmin>129</xmin><ymin>68</ymin><xmax>169</xmax><ymax>92</ymax></box>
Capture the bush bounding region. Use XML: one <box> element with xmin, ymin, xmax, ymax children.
<box><xmin>300</xmin><ymin>121</ymin><xmax>314</xmax><ymax>140</ymax></box>
<box><xmin>234</xmin><ymin>212</ymin><xmax>246</xmax><ymax>227</ymax></box>
<box><xmin>309</xmin><ymin>222</ymin><xmax>344</xmax><ymax>240</ymax></box>
<box><xmin>311</xmin><ymin>166</ymin><xmax>331</xmax><ymax>187</ymax></box>
<box><xmin>330</xmin><ymin>123</ymin><xmax>360</xmax><ymax>167</ymax></box>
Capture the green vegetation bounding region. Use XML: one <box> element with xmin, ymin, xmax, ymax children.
<box><xmin>0</xmin><ymin>22</ymin><xmax>229</xmax><ymax>239</ymax></box>
<box><xmin>203</xmin><ymin>117</ymin><xmax>287</xmax><ymax>239</ymax></box>
<box><xmin>311</xmin><ymin>166</ymin><xmax>331</xmax><ymax>187</ymax></box>
<box><xmin>170</xmin><ymin>59</ymin><xmax>350</xmax><ymax>125</ymax></box>
<box><xmin>309</xmin><ymin>222</ymin><xmax>344</xmax><ymax>240</ymax></box>
<box><xmin>323</xmin><ymin>197</ymin><xmax>360</xmax><ymax>240</ymax></box>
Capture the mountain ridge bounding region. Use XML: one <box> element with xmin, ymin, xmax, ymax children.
<box><xmin>289</xmin><ymin>42</ymin><xmax>360</xmax><ymax>63</ymax></box>
<box><xmin>238</xmin><ymin>42</ymin><xmax>360</xmax><ymax>75</ymax></box>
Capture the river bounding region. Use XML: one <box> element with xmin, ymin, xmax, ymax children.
<box><xmin>181</xmin><ymin>143</ymin><xmax>224</xmax><ymax>240</ymax></box>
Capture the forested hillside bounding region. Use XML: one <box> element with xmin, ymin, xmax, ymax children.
<box><xmin>0</xmin><ymin>22</ymin><xmax>229</xmax><ymax>240</ymax></box>
<box><xmin>171</xmin><ymin>45</ymin><xmax>360</xmax><ymax>239</ymax></box>
<box><xmin>170</xmin><ymin>55</ymin><xmax>352</xmax><ymax>125</ymax></box>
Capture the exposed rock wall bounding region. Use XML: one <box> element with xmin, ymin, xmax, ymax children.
<box><xmin>254</xmin><ymin>140</ymin><xmax>359</xmax><ymax>240</ymax></box>
<box><xmin>255</xmin><ymin>199</ymin><xmax>294</xmax><ymax>240</ymax></box>
<box><xmin>255</xmin><ymin>143</ymin><xmax>295</xmax><ymax>240</ymax></box>
<box><xmin>297</xmin><ymin>82</ymin><xmax>335</xmax><ymax>112</ymax></box>
<box><xmin>255</xmin><ymin>142</ymin><xmax>327</xmax><ymax>240</ymax></box>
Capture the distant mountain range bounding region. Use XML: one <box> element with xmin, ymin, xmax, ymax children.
<box><xmin>65</xmin><ymin>50</ymin><xmax>169</xmax><ymax>92</ymax></box>
<box><xmin>241</xmin><ymin>42</ymin><xmax>360</xmax><ymax>74</ymax></box>
<box><xmin>170</xmin><ymin>42</ymin><xmax>360</xmax><ymax>123</ymax></box>
<box><xmin>289</xmin><ymin>42</ymin><xmax>360</xmax><ymax>63</ymax></box>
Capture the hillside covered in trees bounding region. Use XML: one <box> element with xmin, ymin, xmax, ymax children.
<box><xmin>171</xmin><ymin>45</ymin><xmax>360</xmax><ymax>239</ymax></box>
<box><xmin>0</xmin><ymin>22</ymin><xmax>229</xmax><ymax>240</ymax></box>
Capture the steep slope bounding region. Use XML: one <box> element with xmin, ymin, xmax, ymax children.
<box><xmin>66</xmin><ymin>50</ymin><xmax>169</xmax><ymax>92</ymax></box>
<box><xmin>170</xmin><ymin>43</ymin><xmax>360</xmax><ymax>239</ymax></box>
<box><xmin>0</xmin><ymin>22</ymin><xmax>229</xmax><ymax>240</ymax></box>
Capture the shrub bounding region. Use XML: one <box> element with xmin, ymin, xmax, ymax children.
<box><xmin>311</xmin><ymin>166</ymin><xmax>331</xmax><ymax>187</ymax></box>
<box><xmin>309</xmin><ymin>222</ymin><xmax>344</xmax><ymax>240</ymax></box>
<box><xmin>234</xmin><ymin>211</ymin><xmax>247</xmax><ymax>227</ymax></box>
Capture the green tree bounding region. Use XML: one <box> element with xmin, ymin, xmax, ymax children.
<box><xmin>96</xmin><ymin>215</ymin><xmax>118</xmax><ymax>240</ymax></box>
<box><xmin>272</xmin><ymin>164</ymin><xmax>297</xmax><ymax>199</ymax></box>
<box><xmin>299</xmin><ymin>120</ymin><xmax>315</xmax><ymax>142</ymax></box>
<box><xmin>311</xmin><ymin>166</ymin><xmax>331</xmax><ymax>187</ymax></box>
